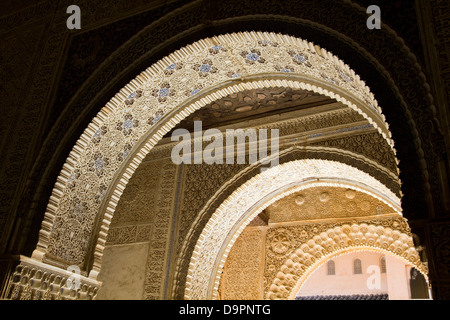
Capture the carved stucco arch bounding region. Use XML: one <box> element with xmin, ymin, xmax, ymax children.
<box><xmin>173</xmin><ymin>143</ymin><xmax>401</xmax><ymax>297</ymax></box>
<box><xmin>185</xmin><ymin>159</ymin><xmax>403</xmax><ymax>300</ymax></box>
<box><xmin>32</xmin><ymin>32</ymin><xmax>396</xmax><ymax>279</ymax></box>
<box><xmin>270</xmin><ymin>237</ymin><xmax>428</xmax><ymax>300</ymax></box>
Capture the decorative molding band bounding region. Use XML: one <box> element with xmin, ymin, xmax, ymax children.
<box><xmin>4</xmin><ymin>256</ymin><xmax>99</xmax><ymax>300</ymax></box>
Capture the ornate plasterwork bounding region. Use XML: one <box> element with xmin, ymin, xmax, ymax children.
<box><xmin>5</xmin><ymin>256</ymin><xmax>99</xmax><ymax>300</ymax></box>
<box><xmin>311</xmin><ymin>131</ymin><xmax>398</xmax><ymax>174</ymax></box>
<box><xmin>217</xmin><ymin>215</ymin><xmax>427</xmax><ymax>300</ymax></box>
<box><xmin>266</xmin><ymin>186</ymin><xmax>395</xmax><ymax>223</ymax></box>
<box><xmin>92</xmin><ymin>98</ymin><xmax>399</xmax><ymax>299</ymax></box>
<box><xmin>167</xmin><ymin>143</ymin><xmax>400</xmax><ymax>297</ymax></box>
<box><xmin>171</xmin><ymin>87</ymin><xmax>328</xmax><ymax>130</ymax></box>
<box><xmin>266</xmin><ymin>221</ymin><xmax>427</xmax><ymax>300</ymax></box>
<box><xmin>33</xmin><ymin>31</ymin><xmax>396</xmax><ymax>276</ymax></box>
<box><xmin>106</xmin><ymin>159</ymin><xmax>163</xmax><ymax>245</ymax></box>
<box><xmin>218</xmin><ymin>227</ymin><xmax>265</xmax><ymax>300</ymax></box>
<box><xmin>184</xmin><ymin>159</ymin><xmax>401</xmax><ymax>300</ymax></box>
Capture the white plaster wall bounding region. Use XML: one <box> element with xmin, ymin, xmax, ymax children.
<box><xmin>385</xmin><ymin>254</ymin><xmax>411</xmax><ymax>300</ymax></box>
<box><xmin>96</xmin><ymin>242</ymin><xmax>149</xmax><ymax>300</ymax></box>
<box><xmin>297</xmin><ymin>251</ymin><xmax>401</xmax><ymax>297</ymax></box>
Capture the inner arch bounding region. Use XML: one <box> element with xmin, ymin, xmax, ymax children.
<box><xmin>185</xmin><ymin>159</ymin><xmax>402</xmax><ymax>299</ymax></box>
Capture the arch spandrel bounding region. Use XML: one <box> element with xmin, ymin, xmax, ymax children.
<box><xmin>32</xmin><ymin>32</ymin><xmax>396</xmax><ymax>279</ymax></box>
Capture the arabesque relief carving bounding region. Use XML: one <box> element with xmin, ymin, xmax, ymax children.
<box><xmin>265</xmin><ymin>217</ymin><xmax>426</xmax><ymax>300</ymax></box>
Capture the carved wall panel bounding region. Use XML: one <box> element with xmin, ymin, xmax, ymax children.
<box><xmin>218</xmin><ymin>227</ymin><xmax>265</xmax><ymax>300</ymax></box>
<box><xmin>266</xmin><ymin>186</ymin><xmax>395</xmax><ymax>223</ymax></box>
<box><xmin>142</xmin><ymin>159</ymin><xmax>178</xmax><ymax>300</ymax></box>
<box><xmin>106</xmin><ymin>159</ymin><xmax>164</xmax><ymax>246</ymax></box>
<box><xmin>176</xmin><ymin>162</ymin><xmax>247</xmax><ymax>243</ymax></box>
<box><xmin>0</xmin><ymin>1</ymin><xmax>66</xmax><ymax>253</ymax></box>
<box><xmin>428</xmin><ymin>222</ymin><xmax>450</xmax><ymax>279</ymax></box>
<box><xmin>311</xmin><ymin>131</ymin><xmax>398</xmax><ymax>174</ymax></box>
<box><xmin>103</xmin><ymin>143</ymin><xmax>179</xmax><ymax>299</ymax></box>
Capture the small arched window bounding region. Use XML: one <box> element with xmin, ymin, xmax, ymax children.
<box><xmin>353</xmin><ymin>258</ymin><xmax>362</xmax><ymax>274</ymax></box>
<box><xmin>380</xmin><ymin>256</ymin><xmax>386</xmax><ymax>273</ymax></box>
<box><xmin>327</xmin><ymin>260</ymin><xmax>335</xmax><ymax>275</ymax></box>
